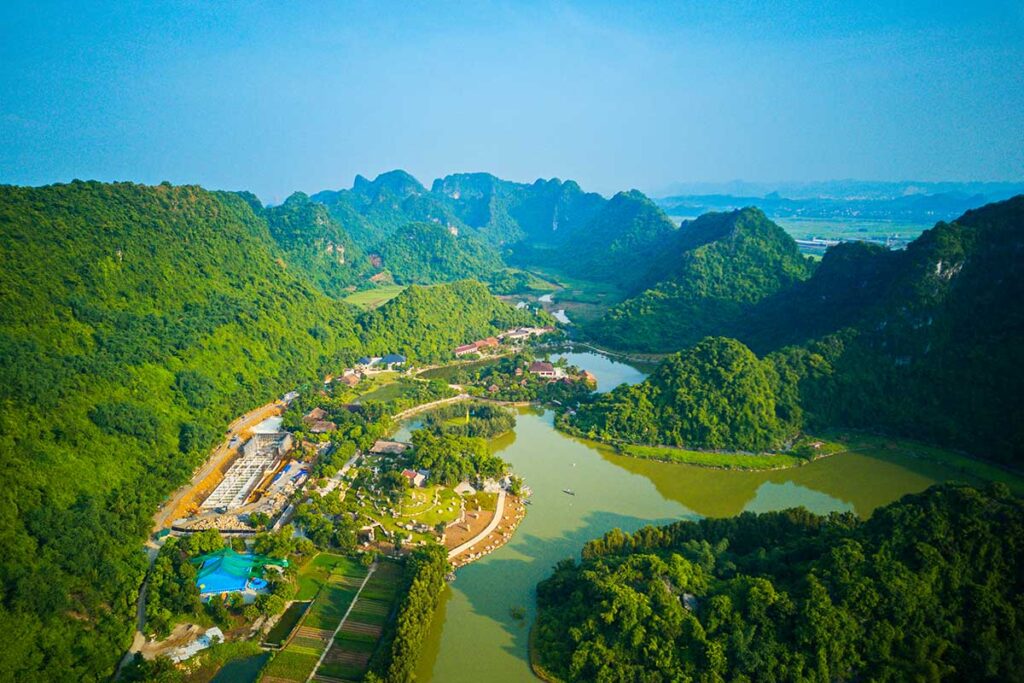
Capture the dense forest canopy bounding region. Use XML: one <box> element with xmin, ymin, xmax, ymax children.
<box><xmin>374</xmin><ymin>221</ymin><xmax>503</xmax><ymax>285</ymax></box>
<box><xmin>356</xmin><ymin>280</ymin><xmax>549</xmax><ymax>363</ymax></box>
<box><xmin>262</xmin><ymin>191</ymin><xmax>374</xmax><ymax>297</ymax></box>
<box><xmin>0</xmin><ymin>180</ymin><xmax>548</xmax><ymax>681</ymax></box>
<box><xmin>566</xmin><ymin>337</ymin><xmax>799</xmax><ymax>452</ymax></box>
<box><xmin>535</xmin><ymin>483</ymin><xmax>1024</xmax><ymax>682</ymax></box>
<box><xmin>591</xmin><ymin>207</ymin><xmax>814</xmax><ymax>351</ymax></box>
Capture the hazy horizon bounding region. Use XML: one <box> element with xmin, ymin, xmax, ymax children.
<box><xmin>3</xmin><ymin>1</ymin><xmax>1023</xmax><ymax>203</ymax></box>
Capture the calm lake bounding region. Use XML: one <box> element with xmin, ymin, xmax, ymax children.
<box><xmin>411</xmin><ymin>351</ymin><xmax>976</xmax><ymax>682</ymax></box>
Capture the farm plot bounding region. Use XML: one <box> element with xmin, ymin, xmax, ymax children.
<box><xmin>260</xmin><ymin>555</ymin><xmax>368</xmax><ymax>682</ymax></box>
<box><xmin>314</xmin><ymin>560</ymin><xmax>403</xmax><ymax>682</ymax></box>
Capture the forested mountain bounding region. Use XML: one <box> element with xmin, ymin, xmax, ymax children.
<box><xmin>589</xmin><ymin>208</ymin><xmax>814</xmax><ymax>351</ymax></box>
<box><xmin>358</xmin><ymin>280</ymin><xmax>550</xmax><ymax>362</ymax></box>
<box><xmin>375</xmin><ymin>221</ymin><xmax>503</xmax><ymax>285</ymax></box>
<box><xmin>565</xmin><ymin>337</ymin><xmax>799</xmax><ymax>452</ymax></box>
<box><xmin>0</xmin><ymin>181</ymin><xmax>544</xmax><ymax>681</ymax></box>
<box><xmin>311</xmin><ymin>170</ymin><xmax>465</xmax><ymax>249</ymax></box>
<box><xmin>535</xmin><ymin>483</ymin><xmax>1024</xmax><ymax>682</ymax></box>
<box><xmin>518</xmin><ymin>190</ymin><xmax>678</xmax><ymax>289</ymax></box>
<box><xmin>586</xmin><ymin>195</ymin><xmax>1023</xmax><ymax>465</ymax></box>
<box><xmin>431</xmin><ymin>172</ymin><xmax>605</xmax><ymax>245</ymax></box>
<box><xmin>750</xmin><ymin>195</ymin><xmax>1024</xmax><ymax>465</ymax></box>
<box><xmin>263</xmin><ymin>192</ymin><xmax>374</xmax><ymax>297</ymax></box>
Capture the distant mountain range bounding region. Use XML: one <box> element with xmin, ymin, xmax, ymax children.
<box><xmin>654</xmin><ymin>180</ymin><xmax>1024</xmax><ymax>225</ymax></box>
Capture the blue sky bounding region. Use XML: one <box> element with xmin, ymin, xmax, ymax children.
<box><xmin>1</xmin><ymin>1</ymin><xmax>1022</xmax><ymax>202</ymax></box>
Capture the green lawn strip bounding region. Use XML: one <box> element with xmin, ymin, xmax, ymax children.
<box><xmin>619</xmin><ymin>444</ymin><xmax>806</xmax><ymax>470</ymax></box>
<box><xmin>335</xmin><ymin>632</ymin><xmax>379</xmax><ymax>647</ymax></box>
<box><xmin>418</xmin><ymin>358</ymin><xmax>501</xmax><ymax>381</ymax></box>
<box><xmin>263</xmin><ymin>601</ymin><xmax>310</xmax><ymax>646</ymax></box>
<box><xmin>261</xmin><ymin>649</ymin><xmax>321</xmax><ymax>681</ymax></box>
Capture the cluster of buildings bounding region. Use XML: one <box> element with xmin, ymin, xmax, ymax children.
<box><xmin>453</xmin><ymin>326</ymin><xmax>555</xmax><ymax>357</ymax></box>
<box><xmin>302</xmin><ymin>406</ymin><xmax>337</xmax><ymax>434</ymax></box>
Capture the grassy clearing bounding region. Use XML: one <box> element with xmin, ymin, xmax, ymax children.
<box><xmin>343</xmin><ymin>285</ymin><xmax>407</xmax><ymax>309</ymax></box>
<box><xmin>304</xmin><ymin>571</ymin><xmax>366</xmax><ymax>630</ymax></box>
<box><xmin>619</xmin><ymin>444</ymin><xmax>807</xmax><ymax>470</ymax></box>
<box><xmin>355</xmin><ymin>378</ymin><xmax>423</xmax><ymax>404</ymax></box>
<box><xmin>260</xmin><ymin>648</ymin><xmax>320</xmax><ymax>682</ymax></box>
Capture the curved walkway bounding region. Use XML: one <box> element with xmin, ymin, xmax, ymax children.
<box><xmin>447</xmin><ymin>491</ymin><xmax>506</xmax><ymax>560</ymax></box>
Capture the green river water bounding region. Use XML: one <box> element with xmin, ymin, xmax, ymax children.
<box><xmin>405</xmin><ymin>351</ymin><xmax>978</xmax><ymax>682</ymax></box>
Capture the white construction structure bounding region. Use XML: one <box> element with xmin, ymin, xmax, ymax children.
<box><xmin>201</xmin><ymin>432</ymin><xmax>293</xmax><ymax>511</ymax></box>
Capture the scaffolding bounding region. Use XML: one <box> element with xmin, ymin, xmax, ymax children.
<box><xmin>200</xmin><ymin>432</ymin><xmax>292</xmax><ymax>511</ymax></box>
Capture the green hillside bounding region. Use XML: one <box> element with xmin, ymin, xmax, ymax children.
<box><xmin>358</xmin><ymin>280</ymin><xmax>550</xmax><ymax>362</ymax></box>
<box><xmin>312</xmin><ymin>170</ymin><xmax>465</xmax><ymax>249</ymax></box>
<box><xmin>564</xmin><ymin>336</ymin><xmax>797</xmax><ymax>452</ymax></box>
<box><xmin>0</xmin><ymin>181</ymin><xmax>544</xmax><ymax>681</ymax></box>
<box><xmin>762</xmin><ymin>196</ymin><xmax>1024</xmax><ymax>465</ymax></box>
<box><xmin>263</xmin><ymin>192</ymin><xmax>376</xmax><ymax>296</ymax></box>
<box><xmin>590</xmin><ymin>208</ymin><xmax>814</xmax><ymax>351</ymax></box>
<box><xmin>375</xmin><ymin>221</ymin><xmax>503</xmax><ymax>285</ymax></box>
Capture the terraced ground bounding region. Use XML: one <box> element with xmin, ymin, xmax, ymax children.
<box><xmin>313</xmin><ymin>559</ymin><xmax>404</xmax><ymax>682</ymax></box>
<box><xmin>260</xmin><ymin>554</ymin><xmax>369</xmax><ymax>682</ymax></box>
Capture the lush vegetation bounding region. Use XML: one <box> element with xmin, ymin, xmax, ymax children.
<box><xmin>146</xmin><ymin>529</ymin><xmax>308</xmax><ymax>637</ymax></box>
<box><xmin>421</xmin><ymin>402</ymin><xmax>516</xmax><ymax>438</ymax></box>
<box><xmin>409</xmin><ymin>430</ymin><xmax>507</xmax><ymax>485</ymax></box>
<box><xmin>0</xmin><ymin>181</ymin><xmax>550</xmax><ymax>681</ymax></box>
<box><xmin>376</xmin><ymin>221</ymin><xmax>503</xmax><ymax>285</ymax></box>
<box><xmin>565</xmin><ymin>337</ymin><xmax>799</xmax><ymax>452</ymax></box>
<box><xmin>263</xmin><ymin>191</ymin><xmax>374</xmax><ymax>296</ymax></box>
<box><xmin>534</xmin><ymin>483</ymin><xmax>1024</xmax><ymax>682</ymax></box>
<box><xmin>592</xmin><ymin>208</ymin><xmax>814</xmax><ymax>351</ymax></box>
<box><xmin>366</xmin><ymin>544</ymin><xmax>449</xmax><ymax>683</ymax></box>
<box><xmin>358</xmin><ymin>280</ymin><xmax>550</xmax><ymax>362</ymax></box>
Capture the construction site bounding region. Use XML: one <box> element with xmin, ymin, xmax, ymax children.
<box><xmin>155</xmin><ymin>397</ymin><xmax>312</xmax><ymax>535</ymax></box>
<box><xmin>200</xmin><ymin>430</ymin><xmax>293</xmax><ymax>512</ymax></box>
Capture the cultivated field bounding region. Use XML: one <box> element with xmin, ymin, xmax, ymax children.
<box><xmin>314</xmin><ymin>559</ymin><xmax>404</xmax><ymax>682</ymax></box>
<box><xmin>260</xmin><ymin>554</ymin><xmax>368</xmax><ymax>682</ymax></box>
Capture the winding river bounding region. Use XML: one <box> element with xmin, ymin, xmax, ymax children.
<box><xmin>408</xmin><ymin>351</ymin><xmax>981</xmax><ymax>682</ymax></box>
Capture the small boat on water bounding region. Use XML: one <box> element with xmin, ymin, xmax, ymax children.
<box><xmin>562</xmin><ymin>488</ymin><xmax>575</xmax><ymax>496</ymax></box>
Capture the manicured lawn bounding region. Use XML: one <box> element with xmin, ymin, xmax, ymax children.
<box><xmin>343</xmin><ymin>285</ymin><xmax>407</xmax><ymax>309</ymax></box>
<box><xmin>356</xmin><ymin>379</ymin><xmax>420</xmax><ymax>404</ymax></box>
<box><xmin>418</xmin><ymin>358</ymin><xmax>501</xmax><ymax>381</ymax></box>
<box><xmin>263</xmin><ymin>601</ymin><xmax>309</xmax><ymax>646</ymax></box>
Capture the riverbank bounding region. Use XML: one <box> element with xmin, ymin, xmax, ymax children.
<box><xmin>528</xmin><ymin>625</ymin><xmax>563</xmax><ymax>683</ymax></box>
